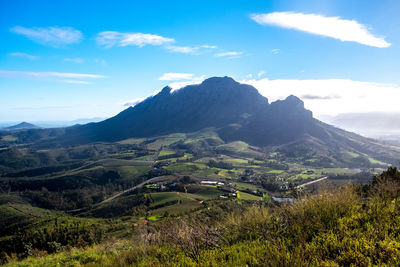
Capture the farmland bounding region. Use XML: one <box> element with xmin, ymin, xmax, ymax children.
<box><xmin>0</xmin><ymin>128</ymin><xmax>383</xmax><ymax>263</ymax></box>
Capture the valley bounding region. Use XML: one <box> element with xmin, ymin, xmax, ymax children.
<box><xmin>0</xmin><ymin>126</ymin><xmax>388</xmax><ymax>262</ymax></box>
<box><xmin>0</xmin><ymin>77</ymin><xmax>399</xmax><ymax>265</ymax></box>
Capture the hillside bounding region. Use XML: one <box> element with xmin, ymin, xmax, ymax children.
<box><xmin>3</xmin><ymin>167</ymin><xmax>400</xmax><ymax>266</ymax></box>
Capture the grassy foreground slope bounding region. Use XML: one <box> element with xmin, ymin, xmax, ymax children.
<box><xmin>4</xmin><ymin>167</ymin><xmax>400</xmax><ymax>266</ymax></box>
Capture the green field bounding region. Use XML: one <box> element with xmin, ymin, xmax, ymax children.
<box><xmin>236</xmin><ymin>191</ymin><xmax>262</xmax><ymax>201</ymax></box>
<box><xmin>118</xmin><ymin>165</ymin><xmax>152</xmax><ymax>179</ymax></box>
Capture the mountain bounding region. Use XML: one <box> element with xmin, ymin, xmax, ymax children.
<box><xmin>1</xmin><ymin>122</ymin><xmax>39</xmax><ymax>131</ymax></box>
<box><xmin>3</xmin><ymin>76</ymin><xmax>400</xmax><ymax>166</ymax></box>
<box><xmin>61</xmin><ymin>76</ymin><xmax>324</xmax><ymax>146</ymax></box>
<box><xmin>64</xmin><ymin>76</ymin><xmax>270</xmax><ymax>143</ymax></box>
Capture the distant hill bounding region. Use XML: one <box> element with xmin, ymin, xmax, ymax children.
<box><xmin>1</xmin><ymin>122</ymin><xmax>39</xmax><ymax>131</ymax></box>
<box><xmin>33</xmin><ymin>117</ymin><xmax>106</xmax><ymax>128</ymax></box>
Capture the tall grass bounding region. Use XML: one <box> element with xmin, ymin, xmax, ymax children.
<box><xmin>5</xmin><ymin>167</ymin><xmax>400</xmax><ymax>266</ymax></box>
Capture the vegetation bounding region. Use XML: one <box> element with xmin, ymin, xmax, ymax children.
<box><xmin>1</xmin><ymin>166</ymin><xmax>399</xmax><ymax>266</ymax></box>
<box><xmin>0</xmin><ymin>115</ymin><xmax>398</xmax><ymax>265</ymax></box>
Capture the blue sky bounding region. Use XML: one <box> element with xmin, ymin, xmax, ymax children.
<box><xmin>1</xmin><ymin>0</ymin><xmax>400</xmax><ymax>122</ymax></box>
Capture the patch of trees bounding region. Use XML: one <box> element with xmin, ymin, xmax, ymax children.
<box><xmin>4</xmin><ymin>163</ymin><xmax>83</xmax><ymax>178</ymax></box>
<box><xmin>261</xmin><ymin>179</ymin><xmax>280</xmax><ymax>192</ymax></box>
<box><xmin>278</xmin><ymin>145</ymin><xmax>316</xmax><ymax>159</ymax></box>
<box><xmin>147</xmin><ymin>167</ymin><xmax>170</xmax><ymax>178</ymax></box>
<box><xmin>0</xmin><ymin>218</ymin><xmax>107</xmax><ymax>259</ymax></box>
<box><xmin>304</xmin><ymin>156</ymin><xmax>334</xmax><ymax>168</ymax></box>
<box><xmin>86</xmin><ymin>193</ymin><xmax>150</xmax><ymax>218</ymax></box>
<box><xmin>180</xmin><ymin>176</ymin><xmax>194</xmax><ymax>184</ymax></box>
<box><xmin>262</xmin><ymin>161</ymin><xmax>289</xmax><ymax>170</ymax></box>
<box><xmin>0</xmin><ymin>170</ymin><xmax>121</xmax><ymax>192</ymax></box>
<box><xmin>170</xmin><ymin>140</ymin><xmax>215</xmax><ymax>157</ymax></box>
<box><xmin>207</xmin><ymin>160</ymin><xmax>233</xmax><ymax>170</ymax></box>
<box><xmin>149</xmin><ymin>200</ymin><xmax>179</xmax><ymax>211</ymax></box>
<box><xmin>158</xmin><ymin>152</ymin><xmax>184</xmax><ymax>160</ymax></box>
<box><xmin>24</xmin><ymin>186</ymin><xmax>109</xmax><ymax>210</ymax></box>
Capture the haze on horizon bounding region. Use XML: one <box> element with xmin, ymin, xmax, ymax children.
<box><xmin>1</xmin><ymin>0</ymin><xmax>400</xmax><ymax>138</ymax></box>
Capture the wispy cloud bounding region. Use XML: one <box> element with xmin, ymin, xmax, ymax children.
<box><xmin>95</xmin><ymin>59</ymin><xmax>107</xmax><ymax>66</ymax></box>
<box><xmin>62</xmin><ymin>80</ymin><xmax>91</xmax><ymax>84</ymax></box>
<box><xmin>123</xmin><ymin>89</ymin><xmax>161</xmax><ymax>107</ymax></box>
<box><xmin>123</xmin><ymin>97</ymin><xmax>148</xmax><ymax>107</ymax></box>
<box><xmin>96</xmin><ymin>31</ymin><xmax>174</xmax><ymax>48</ymax></box>
<box><xmin>96</xmin><ymin>30</ymin><xmax>217</xmax><ymax>56</ymax></box>
<box><xmin>200</xmin><ymin>45</ymin><xmax>217</xmax><ymax>49</ymax></box>
<box><xmin>301</xmin><ymin>94</ymin><xmax>341</xmax><ymax>100</ymax></box>
<box><xmin>271</xmin><ymin>48</ymin><xmax>280</xmax><ymax>54</ymax></box>
<box><xmin>167</xmin><ymin>75</ymin><xmax>206</xmax><ymax>92</ymax></box>
<box><xmin>9</xmin><ymin>52</ymin><xmax>38</xmax><ymax>60</ymax></box>
<box><xmin>169</xmin><ymin>79</ymin><xmax>204</xmax><ymax>92</ymax></box>
<box><xmin>158</xmin><ymin>73</ymin><xmax>194</xmax><ymax>81</ymax></box>
<box><xmin>165</xmin><ymin>45</ymin><xmax>199</xmax><ymax>54</ymax></box>
<box><xmin>164</xmin><ymin>44</ymin><xmax>218</xmax><ymax>54</ymax></box>
<box><xmin>0</xmin><ymin>70</ymin><xmax>105</xmax><ymax>84</ymax></box>
<box><xmin>11</xmin><ymin>26</ymin><xmax>83</xmax><ymax>47</ymax></box>
<box><xmin>124</xmin><ymin>75</ymin><xmax>205</xmax><ymax>107</ymax></box>
<box><xmin>158</xmin><ymin>73</ymin><xmax>205</xmax><ymax>91</ymax></box>
<box><xmin>257</xmin><ymin>70</ymin><xmax>266</xmax><ymax>78</ymax></box>
<box><xmin>215</xmin><ymin>51</ymin><xmax>243</xmax><ymax>58</ymax></box>
<box><xmin>250</xmin><ymin>12</ymin><xmax>391</xmax><ymax>48</ymax></box>
<box><xmin>64</xmin><ymin>57</ymin><xmax>84</xmax><ymax>64</ymax></box>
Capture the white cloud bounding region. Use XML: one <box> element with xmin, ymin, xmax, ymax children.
<box><xmin>64</xmin><ymin>57</ymin><xmax>84</xmax><ymax>64</ymax></box>
<box><xmin>215</xmin><ymin>51</ymin><xmax>243</xmax><ymax>58</ymax></box>
<box><xmin>11</xmin><ymin>26</ymin><xmax>83</xmax><ymax>46</ymax></box>
<box><xmin>96</xmin><ymin>31</ymin><xmax>174</xmax><ymax>48</ymax></box>
<box><xmin>158</xmin><ymin>73</ymin><xmax>195</xmax><ymax>81</ymax></box>
<box><xmin>271</xmin><ymin>48</ymin><xmax>280</xmax><ymax>54</ymax></box>
<box><xmin>165</xmin><ymin>45</ymin><xmax>199</xmax><ymax>54</ymax></box>
<box><xmin>250</xmin><ymin>12</ymin><xmax>391</xmax><ymax>48</ymax></box>
<box><xmin>257</xmin><ymin>70</ymin><xmax>266</xmax><ymax>78</ymax></box>
<box><xmin>241</xmin><ymin>78</ymin><xmax>400</xmax><ymax>116</ymax></box>
<box><xmin>123</xmin><ymin>97</ymin><xmax>148</xmax><ymax>107</ymax></box>
<box><xmin>165</xmin><ymin>44</ymin><xmax>218</xmax><ymax>54</ymax></box>
<box><xmin>96</xmin><ymin>31</ymin><xmax>217</xmax><ymax>55</ymax></box>
<box><xmin>9</xmin><ymin>52</ymin><xmax>38</xmax><ymax>60</ymax></box>
<box><xmin>63</xmin><ymin>80</ymin><xmax>91</xmax><ymax>84</ymax></box>
<box><xmin>95</xmin><ymin>59</ymin><xmax>107</xmax><ymax>66</ymax></box>
<box><xmin>168</xmin><ymin>80</ymin><xmax>203</xmax><ymax>92</ymax></box>
<box><xmin>0</xmin><ymin>70</ymin><xmax>105</xmax><ymax>83</ymax></box>
<box><xmin>123</xmin><ymin>89</ymin><xmax>161</xmax><ymax>107</ymax></box>
<box><xmin>124</xmin><ymin>75</ymin><xmax>205</xmax><ymax>107</ymax></box>
<box><xmin>168</xmin><ymin>75</ymin><xmax>206</xmax><ymax>92</ymax></box>
<box><xmin>200</xmin><ymin>45</ymin><xmax>217</xmax><ymax>49</ymax></box>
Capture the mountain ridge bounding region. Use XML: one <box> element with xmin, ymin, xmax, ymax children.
<box><xmin>1</xmin><ymin>76</ymin><xmax>400</xmax><ymax>167</ymax></box>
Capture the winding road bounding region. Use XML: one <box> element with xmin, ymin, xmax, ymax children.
<box><xmin>67</xmin><ymin>175</ymin><xmax>168</xmax><ymax>213</ymax></box>
<box><xmin>295</xmin><ymin>176</ymin><xmax>328</xmax><ymax>189</ymax></box>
